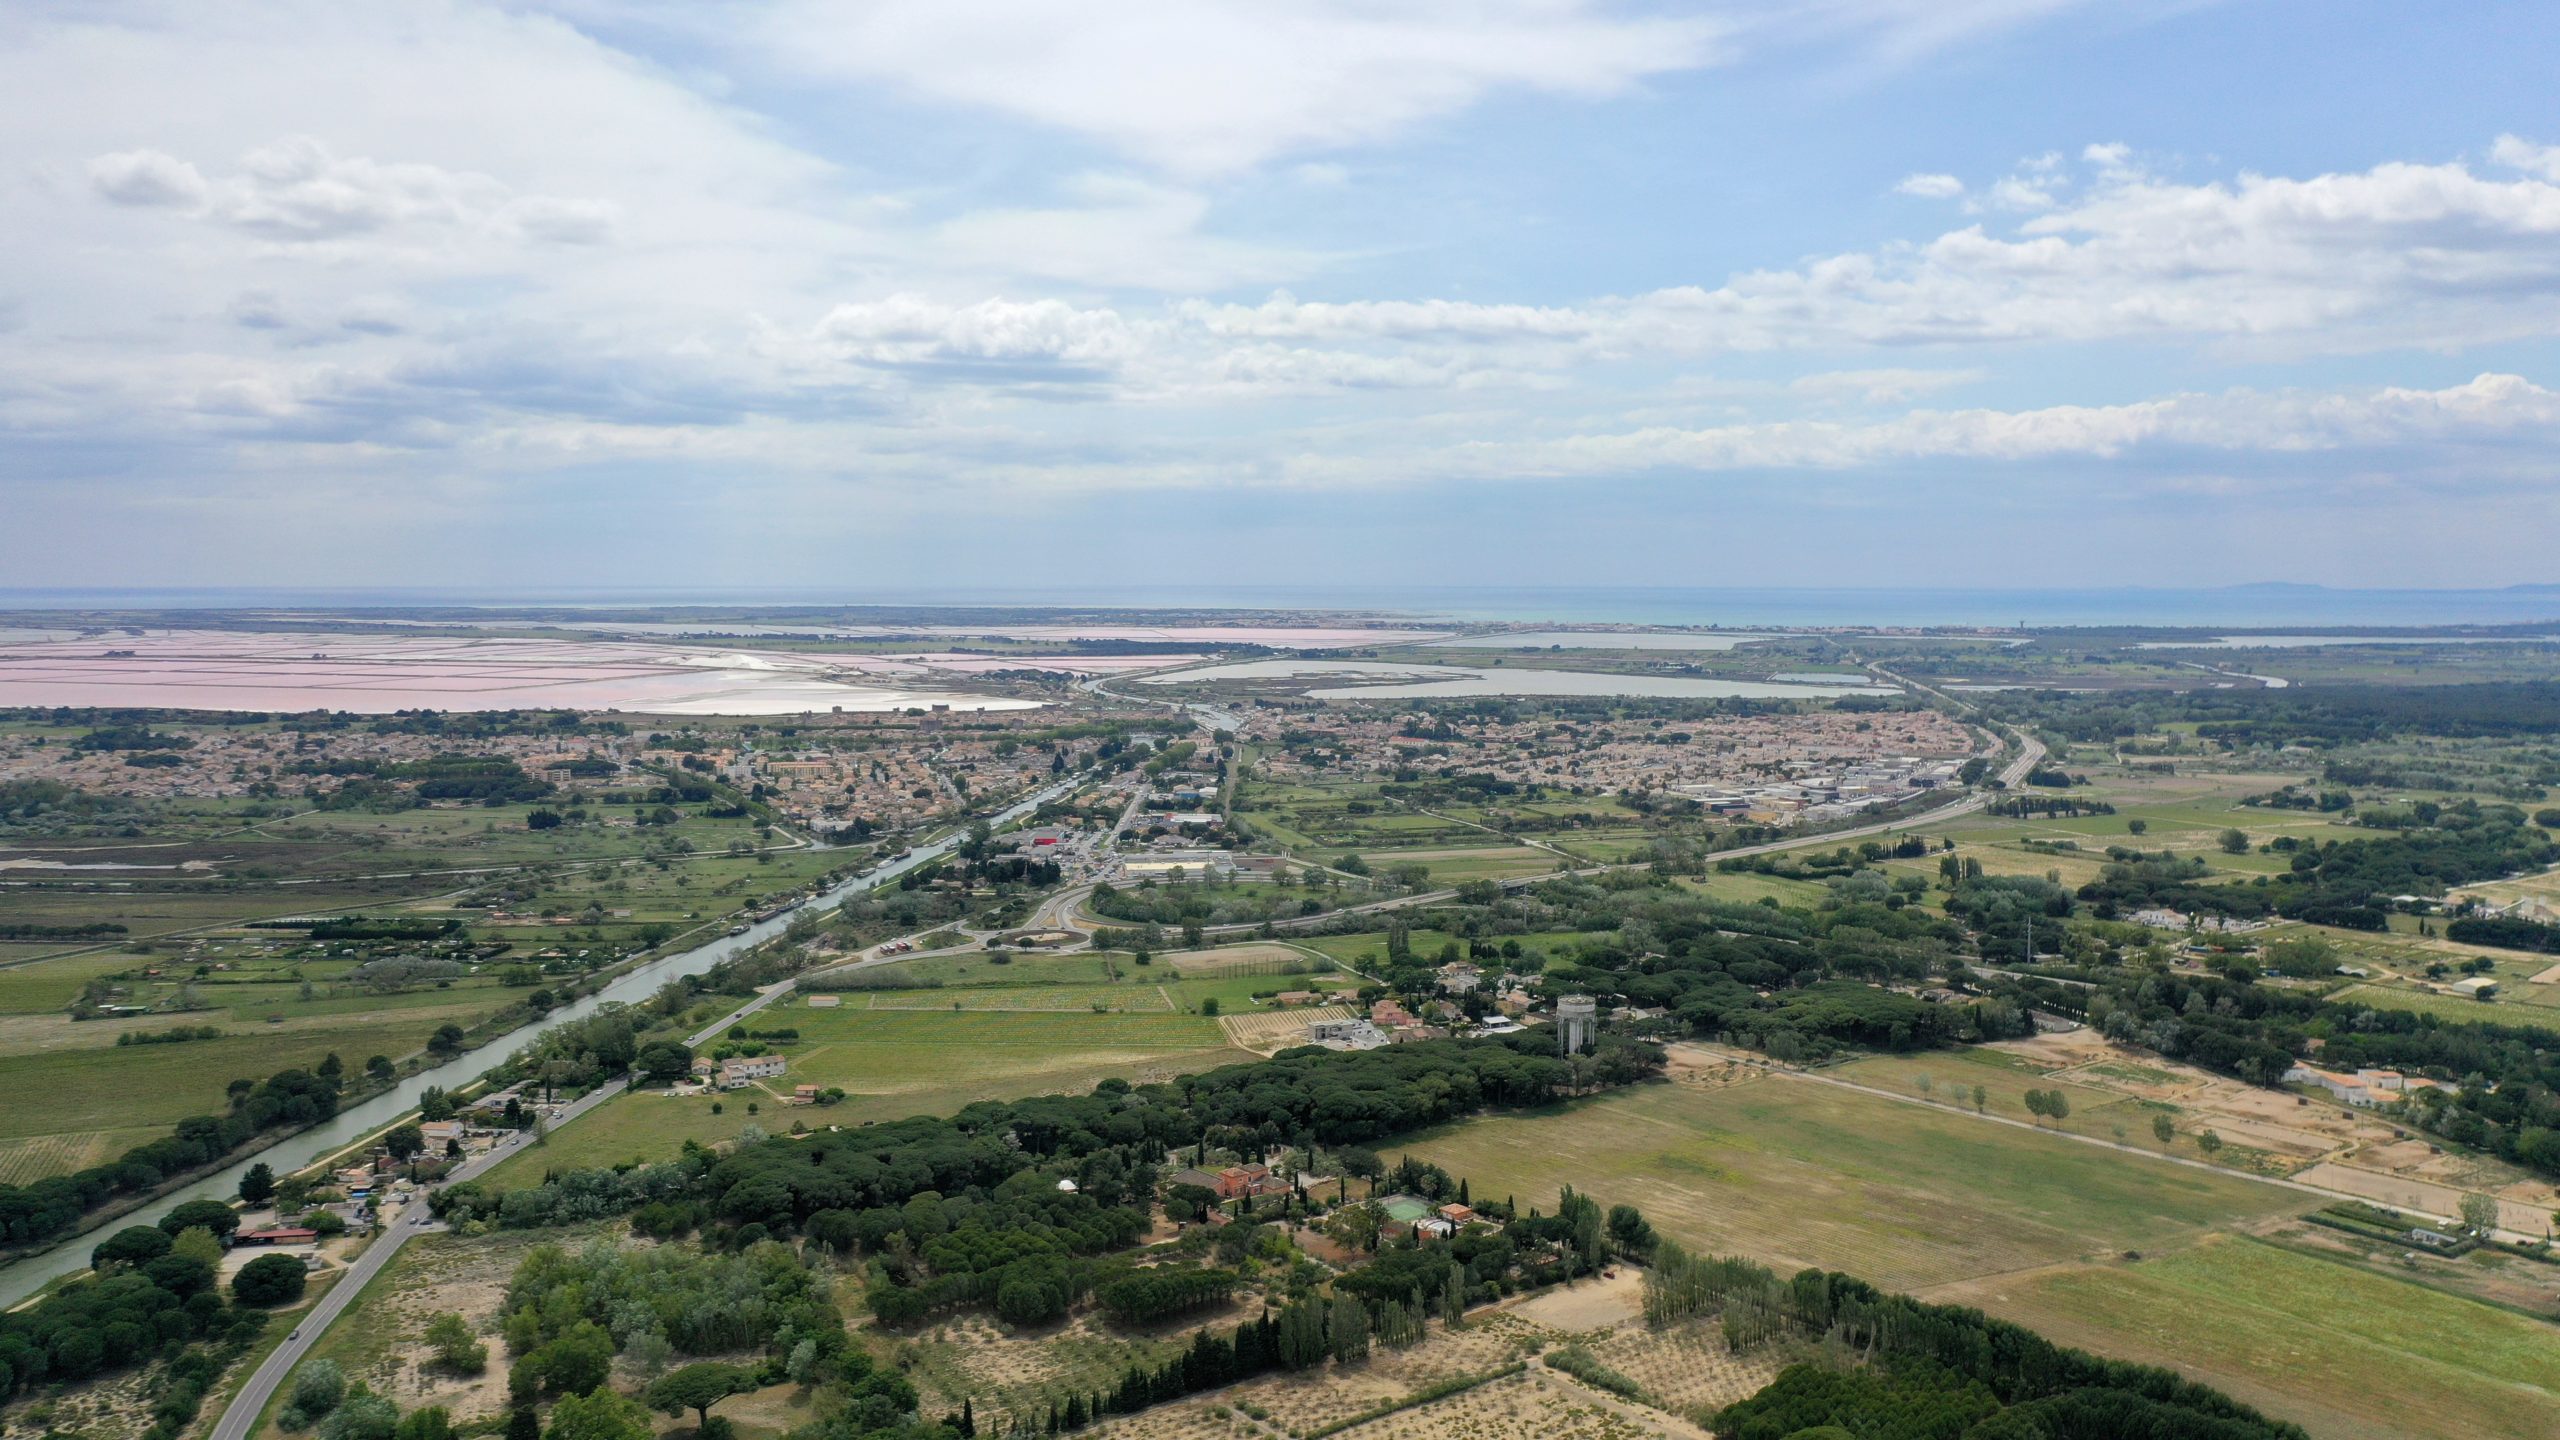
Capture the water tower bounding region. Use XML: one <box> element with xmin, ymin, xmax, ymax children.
<box><xmin>1557</xmin><ymin>994</ymin><xmax>1597</xmax><ymax>1055</ymax></box>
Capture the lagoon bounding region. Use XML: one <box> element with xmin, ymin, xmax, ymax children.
<box><xmin>1136</xmin><ymin>658</ymin><xmax>1889</xmax><ymax>700</ymax></box>
<box><xmin>1429</xmin><ymin>630</ymin><xmax>1793</xmax><ymax>651</ymax></box>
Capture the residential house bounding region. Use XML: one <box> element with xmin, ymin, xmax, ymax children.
<box><xmin>718</xmin><ymin>1054</ymin><xmax>787</xmax><ymax>1089</ymax></box>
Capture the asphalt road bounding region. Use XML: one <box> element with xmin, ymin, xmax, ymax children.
<box><xmin>207</xmin><ymin>957</ymin><xmax>810</xmax><ymax>1440</ymax></box>
<box><xmin>209</xmin><ymin>715</ymin><xmax>2044</xmax><ymax>1439</ymax></box>
<box><xmin>1052</xmin><ymin>726</ymin><xmax>2045</xmax><ymax>939</ymax></box>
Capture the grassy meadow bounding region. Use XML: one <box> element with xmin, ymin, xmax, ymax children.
<box><xmin>1394</xmin><ymin>1073</ymin><xmax>2305</xmax><ymax>1292</ymax></box>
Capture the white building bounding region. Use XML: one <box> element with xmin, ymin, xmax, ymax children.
<box><xmin>719</xmin><ymin>1054</ymin><xmax>787</xmax><ymax>1089</ymax></box>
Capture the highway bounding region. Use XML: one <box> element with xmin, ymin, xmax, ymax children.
<box><xmin>196</xmin><ymin>767</ymin><xmax>1094</xmax><ymax>1440</ymax></box>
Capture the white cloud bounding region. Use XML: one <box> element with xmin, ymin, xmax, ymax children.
<box><xmin>88</xmin><ymin>148</ymin><xmax>209</xmax><ymax>207</ymax></box>
<box><xmin>2081</xmin><ymin>140</ymin><xmax>2133</xmax><ymax>173</ymax></box>
<box><xmin>1428</xmin><ymin>373</ymin><xmax>2560</xmax><ymax>482</ymax></box>
<box><xmin>1985</xmin><ymin>175</ymin><xmax>2058</xmax><ymax>211</ymax></box>
<box><xmin>5</xmin><ymin>0</ymin><xmax>2558</xmax><ymax>583</ymax></box>
<box><xmin>738</xmin><ymin>0</ymin><xmax>1729</xmax><ymax>177</ymax></box>
<box><xmin>88</xmin><ymin>137</ymin><xmax>618</xmax><ymax>246</ymax></box>
<box><xmin>1162</xmin><ymin>148</ymin><xmax>2560</xmax><ymax>361</ymax></box>
<box><xmin>810</xmin><ymin>295</ymin><xmax>1139</xmax><ymax>367</ymax></box>
<box><xmin>2489</xmin><ymin>133</ymin><xmax>2560</xmax><ymax>182</ymax></box>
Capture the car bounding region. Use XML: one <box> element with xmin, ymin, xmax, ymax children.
<box><xmin>290</xmin><ymin>1329</ymin><xmax>301</xmax><ymax>1340</ymax></box>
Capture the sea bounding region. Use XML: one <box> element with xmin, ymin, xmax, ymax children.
<box><xmin>3</xmin><ymin>584</ymin><xmax>2558</xmax><ymax>629</ymax></box>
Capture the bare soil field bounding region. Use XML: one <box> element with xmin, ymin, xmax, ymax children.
<box><xmin>1505</xmin><ymin>1269</ymin><xmax>1644</xmax><ymax>1331</ymax></box>
<box><xmin>1169</xmin><ymin>944</ymin><xmax>1327</xmax><ymax>977</ymax></box>
<box><xmin>2293</xmin><ymin>1162</ymin><xmax>2559</xmax><ymax>1237</ymax></box>
<box><xmin>1982</xmin><ymin>1030</ymin><xmax>2560</xmax><ymax>1208</ymax></box>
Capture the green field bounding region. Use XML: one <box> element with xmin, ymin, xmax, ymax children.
<box><xmin>0</xmin><ymin>793</ymin><xmax>843</xmax><ymax>1182</ymax></box>
<box><xmin>781</xmin><ymin>1004</ymin><xmax>1229</xmax><ymax>1089</ymax></box>
<box><xmin>1973</xmin><ymin>1236</ymin><xmax>2560</xmax><ymax>1440</ymax></box>
<box><xmin>1395</xmin><ymin>1074</ymin><xmax>2305</xmax><ymax>1291</ymax></box>
<box><xmin>1349</xmin><ymin>846</ymin><xmax>1561</xmax><ymax>881</ymax></box>
<box><xmin>2330</xmin><ymin>983</ymin><xmax>2558</xmax><ymax>1026</ymax></box>
<box><xmin>0</xmin><ymin>952</ymin><xmax>142</xmax><ymax>1013</ymax></box>
<box><xmin>1677</xmin><ymin>871</ymin><xmax>1833</xmax><ymax>908</ymax></box>
<box><xmin>0</xmin><ymin>1009</ymin><xmax>490</xmax><ymax>1145</ymax></box>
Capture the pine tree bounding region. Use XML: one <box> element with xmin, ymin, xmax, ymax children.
<box><xmin>959</xmin><ymin>1398</ymin><xmax>975</xmax><ymax>1437</ymax></box>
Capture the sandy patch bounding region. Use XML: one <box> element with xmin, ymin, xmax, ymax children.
<box><xmin>1501</xmin><ymin>1268</ymin><xmax>1644</xmax><ymax>1332</ymax></box>
<box><xmin>2294</xmin><ymin>1162</ymin><xmax>2558</xmax><ymax>1237</ymax></box>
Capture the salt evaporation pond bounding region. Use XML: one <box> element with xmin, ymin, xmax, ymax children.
<box><xmin>1137</xmin><ymin>658</ymin><xmax>1890</xmax><ymax>700</ymax></box>
<box><xmin>0</xmin><ymin>631</ymin><xmax>1043</xmax><ymax>716</ymax></box>
<box><xmin>344</xmin><ymin>619</ymin><xmax>1447</xmax><ymax>648</ymax></box>
<box><xmin>1430</xmin><ymin>630</ymin><xmax>1794</xmax><ymax>650</ymax></box>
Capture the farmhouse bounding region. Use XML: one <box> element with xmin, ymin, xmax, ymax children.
<box><xmin>234</xmin><ymin>1226</ymin><xmax>318</xmax><ymax>1247</ymax></box>
<box><xmin>718</xmin><ymin>1054</ymin><xmax>787</xmax><ymax>1089</ymax></box>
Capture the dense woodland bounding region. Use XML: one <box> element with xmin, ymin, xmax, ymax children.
<box><xmin>1982</xmin><ymin>681</ymin><xmax>2560</xmax><ymax>747</ymax></box>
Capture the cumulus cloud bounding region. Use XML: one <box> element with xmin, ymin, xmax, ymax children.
<box><xmin>2489</xmin><ymin>134</ymin><xmax>2560</xmax><ymax>182</ymax></box>
<box><xmin>6</xmin><ymin>0</ymin><xmax>2558</xmax><ymax>583</ymax></box>
<box><xmin>88</xmin><ymin>136</ymin><xmax>615</xmax><ymax>245</ymax></box>
<box><xmin>810</xmin><ymin>295</ymin><xmax>1139</xmax><ymax>368</ymax></box>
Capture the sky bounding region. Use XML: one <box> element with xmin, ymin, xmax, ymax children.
<box><xmin>5</xmin><ymin>0</ymin><xmax>2560</xmax><ymax>594</ymax></box>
